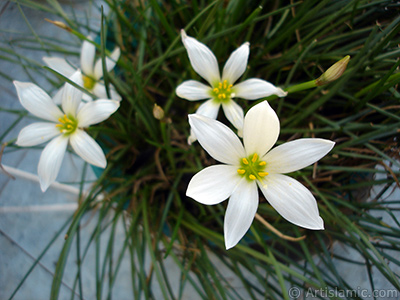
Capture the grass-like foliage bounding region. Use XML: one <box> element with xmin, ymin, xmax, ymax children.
<box><xmin>1</xmin><ymin>0</ymin><xmax>400</xmax><ymax>299</ymax></box>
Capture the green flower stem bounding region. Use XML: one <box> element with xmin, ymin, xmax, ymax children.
<box><xmin>266</xmin><ymin>79</ymin><xmax>317</xmax><ymax>102</ymax></box>
<box><xmin>285</xmin><ymin>79</ymin><xmax>318</xmax><ymax>93</ymax></box>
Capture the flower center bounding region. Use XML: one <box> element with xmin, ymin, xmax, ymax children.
<box><xmin>212</xmin><ymin>80</ymin><xmax>233</xmax><ymax>102</ymax></box>
<box><xmin>82</xmin><ymin>74</ymin><xmax>96</xmax><ymax>90</ymax></box>
<box><xmin>237</xmin><ymin>153</ymin><xmax>268</xmax><ymax>182</ymax></box>
<box><xmin>55</xmin><ymin>114</ymin><xmax>78</xmax><ymax>135</ymax></box>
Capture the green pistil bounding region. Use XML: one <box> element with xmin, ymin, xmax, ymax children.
<box><xmin>55</xmin><ymin>114</ymin><xmax>78</xmax><ymax>135</ymax></box>
<box><xmin>212</xmin><ymin>80</ymin><xmax>233</xmax><ymax>103</ymax></box>
<box><xmin>237</xmin><ymin>153</ymin><xmax>268</xmax><ymax>182</ymax></box>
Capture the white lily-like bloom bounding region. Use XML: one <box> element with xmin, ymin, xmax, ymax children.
<box><xmin>176</xmin><ymin>29</ymin><xmax>287</xmax><ymax>144</ymax></box>
<box><xmin>187</xmin><ymin>101</ymin><xmax>335</xmax><ymax>249</ymax></box>
<box><xmin>43</xmin><ymin>36</ymin><xmax>121</xmax><ymax>102</ymax></box>
<box><xmin>14</xmin><ymin>72</ymin><xmax>120</xmax><ymax>192</ymax></box>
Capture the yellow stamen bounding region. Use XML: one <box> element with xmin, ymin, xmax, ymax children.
<box><xmin>82</xmin><ymin>75</ymin><xmax>96</xmax><ymax>90</ymax></box>
<box><xmin>56</xmin><ymin>114</ymin><xmax>77</xmax><ymax>134</ymax></box>
<box><xmin>238</xmin><ymin>154</ymin><xmax>269</xmax><ymax>182</ymax></box>
<box><xmin>212</xmin><ymin>81</ymin><xmax>233</xmax><ymax>102</ymax></box>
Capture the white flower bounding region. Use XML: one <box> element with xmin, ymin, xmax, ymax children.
<box><xmin>43</xmin><ymin>36</ymin><xmax>121</xmax><ymax>103</ymax></box>
<box><xmin>186</xmin><ymin>101</ymin><xmax>334</xmax><ymax>249</ymax></box>
<box><xmin>176</xmin><ymin>29</ymin><xmax>287</xmax><ymax>144</ymax></box>
<box><xmin>14</xmin><ymin>71</ymin><xmax>120</xmax><ymax>192</ymax></box>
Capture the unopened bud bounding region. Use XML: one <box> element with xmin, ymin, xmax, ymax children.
<box><xmin>45</xmin><ymin>19</ymin><xmax>72</xmax><ymax>32</ymax></box>
<box><xmin>316</xmin><ymin>55</ymin><xmax>350</xmax><ymax>86</ymax></box>
<box><xmin>153</xmin><ymin>104</ymin><xmax>164</xmax><ymax>120</ymax></box>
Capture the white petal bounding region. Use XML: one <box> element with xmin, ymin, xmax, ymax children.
<box><xmin>181</xmin><ymin>29</ymin><xmax>220</xmax><ymax>85</ymax></box>
<box><xmin>189</xmin><ymin>114</ymin><xmax>245</xmax><ymax>165</ymax></box>
<box><xmin>222</xmin><ymin>42</ymin><xmax>249</xmax><ymax>84</ymax></box>
<box><xmin>224</xmin><ymin>179</ymin><xmax>259</xmax><ymax>249</ymax></box>
<box><xmin>93</xmin><ymin>47</ymin><xmax>121</xmax><ymax>80</ymax></box>
<box><xmin>195</xmin><ymin>99</ymin><xmax>220</xmax><ymax>118</ymax></box>
<box><xmin>61</xmin><ymin>71</ymin><xmax>83</xmax><ymax>117</ymax></box>
<box><xmin>222</xmin><ymin>100</ymin><xmax>244</xmax><ymax>133</ymax></box>
<box><xmin>234</xmin><ymin>78</ymin><xmax>287</xmax><ymax>99</ymax></box>
<box><xmin>43</xmin><ymin>57</ymin><xmax>76</xmax><ymax>77</ymax></box>
<box><xmin>13</xmin><ymin>81</ymin><xmax>63</xmax><ymax>122</ymax></box>
<box><xmin>258</xmin><ymin>174</ymin><xmax>324</xmax><ymax>230</ymax></box>
<box><xmin>186</xmin><ymin>165</ymin><xmax>241</xmax><ymax>205</ymax></box>
<box><xmin>264</xmin><ymin>139</ymin><xmax>335</xmax><ymax>174</ymax></box>
<box><xmin>92</xmin><ymin>82</ymin><xmax>122</xmax><ymax>101</ymax></box>
<box><xmin>77</xmin><ymin>99</ymin><xmax>120</xmax><ymax>127</ymax></box>
<box><xmin>176</xmin><ymin>80</ymin><xmax>212</xmax><ymax>101</ymax></box>
<box><xmin>16</xmin><ymin>122</ymin><xmax>60</xmax><ymax>146</ymax></box>
<box><xmin>52</xmin><ymin>87</ymin><xmax>64</xmax><ymax>105</ymax></box>
<box><xmin>243</xmin><ymin>101</ymin><xmax>280</xmax><ymax>156</ymax></box>
<box><xmin>187</xmin><ymin>99</ymin><xmax>220</xmax><ymax>145</ymax></box>
<box><xmin>82</xmin><ymin>93</ymin><xmax>94</xmax><ymax>102</ymax></box>
<box><xmin>38</xmin><ymin>135</ymin><xmax>68</xmax><ymax>192</ymax></box>
<box><xmin>69</xmin><ymin>129</ymin><xmax>106</xmax><ymax>168</ymax></box>
<box><xmin>80</xmin><ymin>37</ymin><xmax>95</xmax><ymax>76</ymax></box>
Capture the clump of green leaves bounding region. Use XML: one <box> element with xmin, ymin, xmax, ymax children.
<box><xmin>1</xmin><ymin>0</ymin><xmax>400</xmax><ymax>299</ymax></box>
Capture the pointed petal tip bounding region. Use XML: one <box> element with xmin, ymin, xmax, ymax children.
<box><xmin>15</xmin><ymin>135</ymin><xmax>26</xmax><ymax>147</ymax></box>
<box><xmin>188</xmin><ymin>113</ymin><xmax>197</xmax><ymax>121</ymax></box>
<box><xmin>42</xmin><ymin>56</ymin><xmax>50</xmax><ymax>64</ymax></box>
<box><xmin>302</xmin><ymin>216</ymin><xmax>324</xmax><ymax>230</ymax></box>
<box><xmin>13</xmin><ymin>80</ymin><xmax>23</xmax><ymax>88</ymax></box>
<box><xmin>326</xmin><ymin>139</ymin><xmax>336</xmax><ymax>147</ymax></box>
<box><xmin>225</xmin><ymin>241</ymin><xmax>235</xmax><ymax>250</ymax></box>
<box><xmin>317</xmin><ymin>217</ymin><xmax>324</xmax><ymax>230</ymax></box>
<box><xmin>180</xmin><ymin>29</ymin><xmax>188</xmax><ymax>43</ymax></box>
<box><xmin>323</xmin><ymin>139</ymin><xmax>336</xmax><ymax>153</ymax></box>
<box><xmin>277</xmin><ymin>87</ymin><xmax>288</xmax><ymax>97</ymax></box>
<box><xmin>39</xmin><ymin>170</ymin><xmax>54</xmax><ymax>193</ymax></box>
<box><xmin>113</xmin><ymin>47</ymin><xmax>121</xmax><ymax>57</ymax></box>
<box><xmin>187</xmin><ymin>135</ymin><xmax>196</xmax><ymax>145</ymax></box>
<box><xmin>98</xmin><ymin>161</ymin><xmax>107</xmax><ymax>169</ymax></box>
<box><xmin>40</xmin><ymin>181</ymin><xmax>50</xmax><ymax>192</ymax></box>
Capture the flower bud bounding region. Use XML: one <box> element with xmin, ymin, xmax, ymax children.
<box><xmin>316</xmin><ymin>55</ymin><xmax>350</xmax><ymax>86</ymax></box>
<box><xmin>153</xmin><ymin>104</ymin><xmax>165</xmax><ymax>120</ymax></box>
<box><xmin>45</xmin><ymin>19</ymin><xmax>72</xmax><ymax>32</ymax></box>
